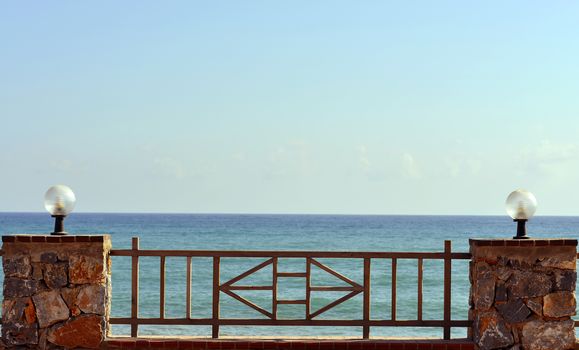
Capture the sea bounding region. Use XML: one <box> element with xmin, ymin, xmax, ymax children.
<box><xmin>1</xmin><ymin>213</ymin><xmax>578</xmax><ymax>339</ymax></box>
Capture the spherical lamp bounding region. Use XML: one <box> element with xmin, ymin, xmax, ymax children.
<box><xmin>505</xmin><ymin>189</ymin><xmax>537</xmax><ymax>239</ymax></box>
<box><xmin>44</xmin><ymin>185</ymin><xmax>76</xmax><ymax>235</ymax></box>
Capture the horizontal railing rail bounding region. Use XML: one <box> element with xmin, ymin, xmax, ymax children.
<box><xmin>109</xmin><ymin>239</ymin><xmax>472</xmax><ymax>339</ymax></box>
<box><xmin>110</xmin><ymin>250</ymin><xmax>471</xmax><ymax>259</ymax></box>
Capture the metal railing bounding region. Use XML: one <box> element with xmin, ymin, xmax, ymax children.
<box><xmin>109</xmin><ymin>238</ymin><xmax>472</xmax><ymax>339</ymax></box>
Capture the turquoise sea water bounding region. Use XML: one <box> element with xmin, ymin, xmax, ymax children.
<box><xmin>1</xmin><ymin>213</ymin><xmax>578</xmax><ymax>338</ymax></box>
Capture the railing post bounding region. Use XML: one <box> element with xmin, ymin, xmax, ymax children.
<box><xmin>443</xmin><ymin>240</ymin><xmax>451</xmax><ymax>340</ymax></box>
<box><xmin>131</xmin><ymin>237</ymin><xmax>140</xmax><ymax>338</ymax></box>
<box><xmin>212</xmin><ymin>256</ymin><xmax>221</xmax><ymax>338</ymax></box>
<box><xmin>186</xmin><ymin>256</ymin><xmax>192</xmax><ymax>319</ymax></box>
<box><xmin>363</xmin><ymin>258</ymin><xmax>371</xmax><ymax>339</ymax></box>
<box><xmin>305</xmin><ymin>257</ymin><xmax>311</xmax><ymax>319</ymax></box>
<box><xmin>272</xmin><ymin>257</ymin><xmax>278</xmax><ymax>319</ymax></box>
<box><xmin>417</xmin><ymin>258</ymin><xmax>423</xmax><ymax>321</ymax></box>
<box><xmin>160</xmin><ymin>255</ymin><xmax>166</xmax><ymax>319</ymax></box>
<box><xmin>391</xmin><ymin>258</ymin><xmax>397</xmax><ymax>321</ymax></box>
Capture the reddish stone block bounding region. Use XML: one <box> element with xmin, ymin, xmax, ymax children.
<box><xmin>373</xmin><ymin>343</ymin><xmax>390</xmax><ymax>350</ymax></box>
<box><xmin>15</xmin><ymin>235</ymin><xmax>31</xmax><ymax>242</ymax></box>
<box><xmin>2</xmin><ymin>235</ymin><xmax>16</xmax><ymax>242</ymax></box>
<box><xmin>519</xmin><ymin>240</ymin><xmax>534</xmax><ymax>247</ymax></box>
<box><xmin>164</xmin><ymin>341</ymin><xmax>181</xmax><ymax>349</ymax></box>
<box><xmin>91</xmin><ymin>235</ymin><xmax>105</xmax><ymax>242</ymax></box>
<box><xmin>31</xmin><ymin>236</ymin><xmax>46</xmax><ymax>243</ymax></box>
<box><xmin>249</xmin><ymin>341</ymin><xmax>263</xmax><ymax>349</ymax></box>
<box><xmin>178</xmin><ymin>341</ymin><xmax>195</xmax><ymax>349</ymax></box>
<box><xmin>148</xmin><ymin>340</ymin><xmax>167</xmax><ymax>349</ymax></box>
<box><xmin>430</xmin><ymin>344</ymin><xmax>446</xmax><ymax>350</ymax></box>
<box><xmin>76</xmin><ymin>236</ymin><xmax>91</xmax><ymax>242</ymax></box>
<box><xmin>106</xmin><ymin>340</ymin><xmax>125</xmax><ymax>348</ymax></box>
<box><xmin>46</xmin><ymin>236</ymin><xmax>61</xmax><ymax>243</ymax></box>
<box><xmin>333</xmin><ymin>343</ymin><xmax>348</xmax><ymax>350</ymax></box>
<box><xmin>191</xmin><ymin>341</ymin><xmax>207</xmax><ymax>350</ymax></box>
<box><xmin>206</xmin><ymin>341</ymin><xmax>222</xmax><ymax>349</ymax></box>
<box><xmin>262</xmin><ymin>341</ymin><xmax>277</xmax><ymax>349</ymax></box>
<box><xmin>234</xmin><ymin>341</ymin><xmax>250</xmax><ymax>349</ymax></box>
<box><xmin>121</xmin><ymin>341</ymin><xmax>137</xmax><ymax>349</ymax></box>
<box><xmin>550</xmin><ymin>240</ymin><xmax>565</xmax><ymax>246</ymax></box>
<box><xmin>277</xmin><ymin>342</ymin><xmax>292</xmax><ymax>350</ymax></box>
<box><xmin>136</xmin><ymin>339</ymin><xmax>150</xmax><ymax>348</ymax></box>
<box><xmin>291</xmin><ymin>342</ymin><xmax>306</xmax><ymax>350</ymax></box>
<box><xmin>484</xmin><ymin>257</ymin><xmax>499</xmax><ymax>265</ymax></box>
<box><xmin>360</xmin><ymin>343</ymin><xmax>375</xmax><ymax>350</ymax></box>
<box><xmin>490</xmin><ymin>240</ymin><xmax>505</xmax><ymax>246</ymax></box>
<box><xmin>69</xmin><ymin>255</ymin><xmax>105</xmax><ymax>284</ymax></box>
<box><xmin>445</xmin><ymin>344</ymin><xmax>462</xmax><ymax>350</ymax></box>
<box><xmin>305</xmin><ymin>342</ymin><xmax>320</xmax><ymax>350</ymax></box>
<box><xmin>459</xmin><ymin>344</ymin><xmax>475</xmax><ymax>350</ymax></box>
<box><xmin>505</xmin><ymin>240</ymin><xmax>520</xmax><ymax>246</ymax></box>
<box><xmin>347</xmin><ymin>343</ymin><xmax>362</xmax><ymax>350</ymax></box>
<box><xmin>416</xmin><ymin>344</ymin><xmax>432</xmax><ymax>350</ymax></box>
<box><xmin>61</xmin><ymin>236</ymin><xmax>75</xmax><ymax>242</ymax></box>
<box><xmin>318</xmin><ymin>342</ymin><xmax>335</xmax><ymax>350</ymax></box>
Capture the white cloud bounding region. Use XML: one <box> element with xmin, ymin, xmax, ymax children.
<box><xmin>264</xmin><ymin>140</ymin><xmax>312</xmax><ymax>180</ymax></box>
<box><xmin>517</xmin><ymin>140</ymin><xmax>579</xmax><ymax>178</ymax></box>
<box><xmin>153</xmin><ymin>157</ymin><xmax>186</xmax><ymax>179</ymax></box>
<box><xmin>467</xmin><ymin>158</ymin><xmax>482</xmax><ymax>175</ymax></box>
<box><xmin>357</xmin><ymin>145</ymin><xmax>371</xmax><ymax>174</ymax></box>
<box><xmin>232</xmin><ymin>152</ymin><xmax>246</xmax><ymax>162</ymax></box>
<box><xmin>444</xmin><ymin>155</ymin><xmax>482</xmax><ymax>178</ymax></box>
<box><xmin>402</xmin><ymin>153</ymin><xmax>421</xmax><ymax>179</ymax></box>
<box><xmin>50</xmin><ymin>159</ymin><xmax>74</xmax><ymax>172</ymax></box>
<box><xmin>444</xmin><ymin>158</ymin><xmax>460</xmax><ymax>178</ymax></box>
<box><xmin>534</xmin><ymin>140</ymin><xmax>577</xmax><ymax>164</ymax></box>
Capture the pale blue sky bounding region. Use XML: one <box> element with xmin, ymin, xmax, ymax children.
<box><xmin>1</xmin><ymin>2</ymin><xmax>579</xmax><ymax>214</ymax></box>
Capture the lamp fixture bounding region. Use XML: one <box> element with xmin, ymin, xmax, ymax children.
<box><xmin>44</xmin><ymin>185</ymin><xmax>76</xmax><ymax>235</ymax></box>
<box><xmin>505</xmin><ymin>189</ymin><xmax>537</xmax><ymax>239</ymax></box>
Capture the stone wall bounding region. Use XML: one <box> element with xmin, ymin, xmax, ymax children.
<box><xmin>469</xmin><ymin>239</ymin><xmax>577</xmax><ymax>350</ymax></box>
<box><xmin>1</xmin><ymin>235</ymin><xmax>111</xmax><ymax>349</ymax></box>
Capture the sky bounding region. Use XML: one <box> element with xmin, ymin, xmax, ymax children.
<box><xmin>1</xmin><ymin>1</ymin><xmax>579</xmax><ymax>215</ymax></box>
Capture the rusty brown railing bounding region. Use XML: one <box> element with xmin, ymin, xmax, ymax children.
<box><xmin>109</xmin><ymin>239</ymin><xmax>472</xmax><ymax>339</ymax></box>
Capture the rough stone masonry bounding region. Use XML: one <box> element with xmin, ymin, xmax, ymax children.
<box><xmin>1</xmin><ymin>235</ymin><xmax>111</xmax><ymax>349</ymax></box>
<box><xmin>469</xmin><ymin>239</ymin><xmax>577</xmax><ymax>350</ymax></box>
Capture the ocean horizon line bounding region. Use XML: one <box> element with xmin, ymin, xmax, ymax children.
<box><xmin>1</xmin><ymin>211</ymin><xmax>578</xmax><ymax>218</ymax></box>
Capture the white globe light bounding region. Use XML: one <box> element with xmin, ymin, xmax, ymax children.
<box><xmin>44</xmin><ymin>185</ymin><xmax>76</xmax><ymax>216</ymax></box>
<box><xmin>505</xmin><ymin>189</ymin><xmax>537</xmax><ymax>220</ymax></box>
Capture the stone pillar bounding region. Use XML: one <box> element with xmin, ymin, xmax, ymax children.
<box><xmin>469</xmin><ymin>239</ymin><xmax>577</xmax><ymax>350</ymax></box>
<box><xmin>2</xmin><ymin>235</ymin><xmax>111</xmax><ymax>349</ymax></box>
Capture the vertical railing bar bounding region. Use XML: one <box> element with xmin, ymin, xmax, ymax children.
<box><xmin>305</xmin><ymin>257</ymin><xmax>311</xmax><ymax>320</ymax></box>
<box><xmin>186</xmin><ymin>256</ymin><xmax>192</xmax><ymax>319</ymax></box>
<box><xmin>160</xmin><ymin>256</ymin><xmax>166</xmax><ymax>319</ymax></box>
<box><xmin>130</xmin><ymin>237</ymin><xmax>139</xmax><ymax>337</ymax></box>
<box><xmin>391</xmin><ymin>257</ymin><xmax>397</xmax><ymax>321</ymax></box>
<box><xmin>363</xmin><ymin>258</ymin><xmax>371</xmax><ymax>339</ymax></box>
<box><xmin>272</xmin><ymin>257</ymin><xmax>278</xmax><ymax>319</ymax></box>
<box><xmin>443</xmin><ymin>240</ymin><xmax>452</xmax><ymax>340</ymax></box>
<box><xmin>417</xmin><ymin>257</ymin><xmax>423</xmax><ymax>321</ymax></box>
<box><xmin>212</xmin><ymin>256</ymin><xmax>220</xmax><ymax>338</ymax></box>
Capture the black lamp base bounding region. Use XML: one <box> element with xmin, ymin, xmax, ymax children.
<box><xmin>51</xmin><ymin>215</ymin><xmax>68</xmax><ymax>236</ymax></box>
<box><xmin>513</xmin><ymin>219</ymin><xmax>530</xmax><ymax>239</ymax></box>
<box><xmin>51</xmin><ymin>231</ymin><xmax>68</xmax><ymax>236</ymax></box>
